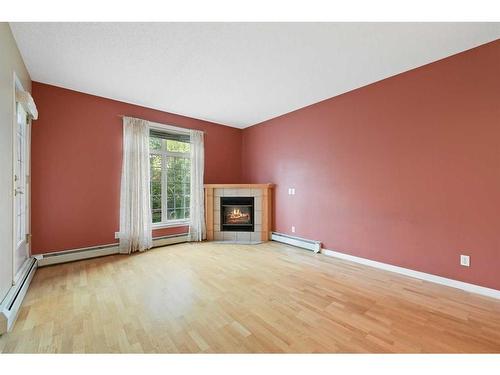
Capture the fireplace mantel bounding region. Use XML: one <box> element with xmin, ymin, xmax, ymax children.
<box><xmin>204</xmin><ymin>183</ymin><xmax>274</xmax><ymax>242</ymax></box>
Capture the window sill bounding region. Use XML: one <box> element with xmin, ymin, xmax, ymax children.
<box><xmin>152</xmin><ymin>220</ymin><xmax>190</xmax><ymax>230</ymax></box>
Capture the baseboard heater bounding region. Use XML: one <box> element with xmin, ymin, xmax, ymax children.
<box><xmin>0</xmin><ymin>257</ymin><xmax>37</xmax><ymax>334</ymax></box>
<box><xmin>36</xmin><ymin>233</ymin><xmax>189</xmax><ymax>267</ymax></box>
<box><xmin>271</xmin><ymin>232</ymin><xmax>321</xmax><ymax>253</ymax></box>
<box><xmin>151</xmin><ymin>233</ymin><xmax>189</xmax><ymax>248</ymax></box>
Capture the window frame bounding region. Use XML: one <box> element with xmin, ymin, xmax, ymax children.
<box><xmin>148</xmin><ymin>122</ymin><xmax>191</xmax><ymax>229</ymax></box>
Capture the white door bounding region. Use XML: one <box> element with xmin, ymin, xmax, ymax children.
<box><xmin>13</xmin><ymin>102</ymin><xmax>30</xmax><ymax>280</ymax></box>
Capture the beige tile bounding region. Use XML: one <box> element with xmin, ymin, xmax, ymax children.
<box><xmin>254</xmin><ymin>211</ymin><xmax>262</xmax><ymax>225</ymax></box>
<box><xmin>214</xmin><ymin>224</ymin><xmax>220</xmax><ymax>232</ymax></box>
<box><xmin>251</xmin><ymin>231</ymin><xmax>263</xmax><ymax>242</ymax></box>
<box><xmin>214</xmin><ymin>188</ymin><xmax>223</xmax><ymax>197</ymax></box>
<box><xmin>224</xmin><ymin>188</ymin><xmax>253</xmax><ymax>196</ymax></box>
<box><xmin>223</xmin><ymin>232</ymin><xmax>237</xmax><ymax>241</ymax></box>
<box><xmin>254</xmin><ymin>224</ymin><xmax>262</xmax><ymax>233</ymax></box>
<box><xmin>214</xmin><ymin>231</ymin><xmax>223</xmax><ymax>241</ymax></box>
<box><xmin>223</xmin><ymin>188</ymin><xmax>237</xmax><ymax>196</ymax></box>
<box><xmin>251</xmin><ymin>188</ymin><xmax>263</xmax><ymax>197</ymax></box>
<box><xmin>237</xmin><ymin>232</ymin><xmax>251</xmax><ymax>241</ymax></box>
<box><xmin>254</xmin><ymin>197</ymin><xmax>262</xmax><ymax>211</ymax></box>
<box><xmin>214</xmin><ymin>211</ymin><xmax>220</xmax><ymax>224</ymax></box>
<box><xmin>238</xmin><ymin>188</ymin><xmax>251</xmax><ymax>196</ymax></box>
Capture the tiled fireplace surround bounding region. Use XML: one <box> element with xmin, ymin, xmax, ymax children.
<box><xmin>204</xmin><ymin>184</ymin><xmax>274</xmax><ymax>243</ymax></box>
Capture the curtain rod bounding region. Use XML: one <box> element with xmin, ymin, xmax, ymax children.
<box><xmin>118</xmin><ymin>115</ymin><xmax>207</xmax><ymax>133</ymax></box>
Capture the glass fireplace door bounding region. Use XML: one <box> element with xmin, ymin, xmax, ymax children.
<box><xmin>220</xmin><ymin>196</ymin><xmax>254</xmax><ymax>232</ymax></box>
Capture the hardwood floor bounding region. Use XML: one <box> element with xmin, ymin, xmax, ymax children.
<box><xmin>1</xmin><ymin>241</ymin><xmax>499</xmax><ymax>353</ymax></box>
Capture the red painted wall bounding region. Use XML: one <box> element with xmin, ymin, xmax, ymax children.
<box><xmin>242</xmin><ymin>40</ymin><xmax>500</xmax><ymax>290</ymax></box>
<box><xmin>31</xmin><ymin>82</ymin><xmax>242</xmax><ymax>254</ymax></box>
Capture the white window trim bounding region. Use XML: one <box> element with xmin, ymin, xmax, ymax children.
<box><xmin>148</xmin><ymin>121</ymin><xmax>190</xmax><ymax>136</ymax></box>
<box><xmin>148</xmin><ymin>121</ymin><xmax>191</xmax><ymax>228</ymax></box>
<box><xmin>152</xmin><ymin>219</ymin><xmax>190</xmax><ymax>230</ymax></box>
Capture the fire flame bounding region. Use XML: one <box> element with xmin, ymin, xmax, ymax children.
<box><xmin>228</xmin><ymin>208</ymin><xmax>249</xmax><ymax>220</ymax></box>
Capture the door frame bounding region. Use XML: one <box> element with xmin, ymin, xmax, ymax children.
<box><xmin>12</xmin><ymin>72</ymin><xmax>31</xmax><ymax>284</ymax></box>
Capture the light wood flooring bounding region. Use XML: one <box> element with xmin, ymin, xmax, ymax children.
<box><xmin>1</xmin><ymin>241</ymin><xmax>500</xmax><ymax>353</ymax></box>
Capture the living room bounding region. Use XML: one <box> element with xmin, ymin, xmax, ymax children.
<box><xmin>1</xmin><ymin>0</ymin><xmax>499</xmax><ymax>372</ymax></box>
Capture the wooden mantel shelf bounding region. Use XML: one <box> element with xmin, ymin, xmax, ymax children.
<box><xmin>204</xmin><ymin>183</ymin><xmax>274</xmax><ymax>189</ymax></box>
<box><xmin>204</xmin><ymin>183</ymin><xmax>274</xmax><ymax>242</ymax></box>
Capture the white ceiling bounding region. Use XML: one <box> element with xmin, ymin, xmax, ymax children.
<box><xmin>10</xmin><ymin>22</ymin><xmax>500</xmax><ymax>128</ymax></box>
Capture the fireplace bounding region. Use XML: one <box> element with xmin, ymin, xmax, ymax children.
<box><xmin>204</xmin><ymin>184</ymin><xmax>274</xmax><ymax>241</ymax></box>
<box><xmin>220</xmin><ymin>196</ymin><xmax>254</xmax><ymax>232</ymax></box>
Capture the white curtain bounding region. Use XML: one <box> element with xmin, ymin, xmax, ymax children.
<box><xmin>119</xmin><ymin>117</ymin><xmax>153</xmax><ymax>253</ymax></box>
<box><xmin>189</xmin><ymin>129</ymin><xmax>206</xmax><ymax>241</ymax></box>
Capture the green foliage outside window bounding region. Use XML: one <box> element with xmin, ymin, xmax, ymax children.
<box><xmin>150</xmin><ymin>136</ymin><xmax>190</xmax><ymax>224</ymax></box>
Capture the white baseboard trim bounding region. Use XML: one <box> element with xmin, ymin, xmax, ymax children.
<box><xmin>271</xmin><ymin>232</ymin><xmax>321</xmax><ymax>253</ymax></box>
<box><xmin>36</xmin><ymin>233</ymin><xmax>189</xmax><ymax>267</ymax></box>
<box><xmin>0</xmin><ymin>257</ymin><xmax>37</xmax><ymax>335</ymax></box>
<box><xmin>321</xmin><ymin>248</ymin><xmax>500</xmax><ymax>300</ymax></box>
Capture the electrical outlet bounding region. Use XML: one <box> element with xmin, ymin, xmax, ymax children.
<box><xmin>291</xmin><ymin>226</ymin><xmax>295</xmax><ymax>233</ymax></box>
<box><xmin>115</xmin><ymin>232</ymin><xmax>120</xmax><ymax>239</ymax></box>
<box><xmin>291</xmin><ymin>188</ymin><xmax>296</xmax><ymax>195</ymax></box>
<box><xmin>460</xmin><ymin>255</ymin><xmax>470</xmax><ymax>267</ymax></box>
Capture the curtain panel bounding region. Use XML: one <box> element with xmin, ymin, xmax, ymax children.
<box><xmin>188</xmin><ymin>129</ymin><xmax>206</xmax><ymax>241</ymax></box>
<box><xmin>119</xmin><ymin>117</ymin><xmax>153</xmax><ymax>253</ymax></box>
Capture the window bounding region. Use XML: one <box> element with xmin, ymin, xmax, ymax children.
<box><xmin>149</xmin><ymin>129</ymin><xmax>191</xmax><ymax>226</ymax></box>
<box><xmin>15</xmin><ymin>103</ymin><xmax>28</xmax><ymax>246</ymax></box>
